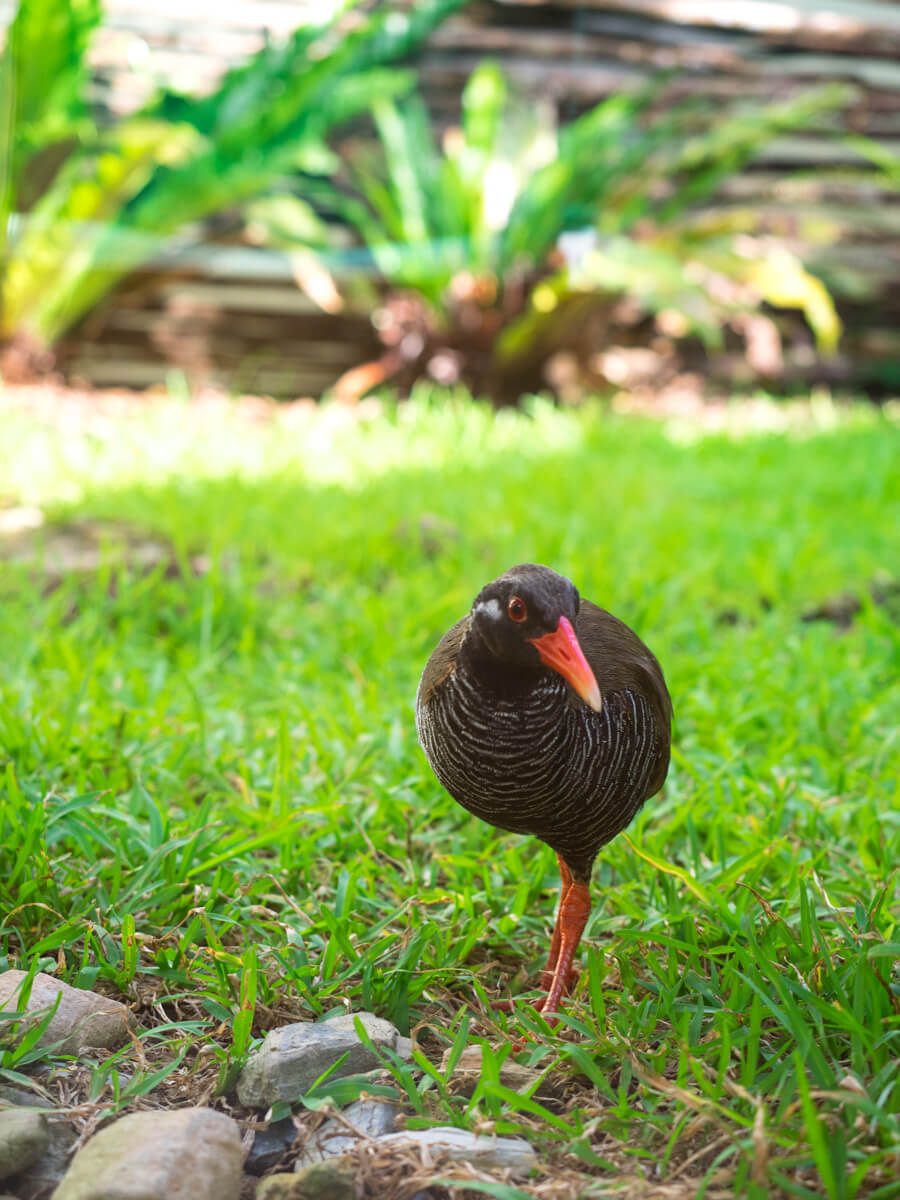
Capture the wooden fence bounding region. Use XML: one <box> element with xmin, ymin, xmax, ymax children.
<box><xmin>3</xmin><ymin>0</ymin><xmax>899</xmax><ymax>396</ymax></box>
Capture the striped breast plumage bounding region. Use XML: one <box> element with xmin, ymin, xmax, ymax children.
<box><xmin>416</xmin><ymin>662</ymin><xmax>667</xmax><ymax>880</ymax></box>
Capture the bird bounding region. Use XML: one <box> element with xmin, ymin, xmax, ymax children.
<box><xmin>415</xmin><ymin>563</ymin><xmax>671</xmax><ymax>1016</ymax></box>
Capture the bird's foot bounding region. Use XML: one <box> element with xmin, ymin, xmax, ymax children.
<box><xmin>489</xmin><ymin>992</ymin><xmax>565</xmax><ymax>1058</ymax></box>
<box><xmin>489</xmin><ymin>967</ymin><xmax>578</xmax><ymax>1014</ymax></box>
<box><xmin>508</xmin><ymin>1008</ymin><xmax>563</xmax><ymax>1054</ymax></box>
<box><xmin>488</xmin><ymin>994</ymin><xmax>574</xmax><ymax>1054</ymax></box>
<box><xmin>539</xmin><ymin>965</ymin><xmax>579</xmax><ymax>995</ymax></box>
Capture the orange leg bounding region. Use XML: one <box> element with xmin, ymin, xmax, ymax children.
<box><xmin>539</xmin><ymin>876</ymin><xmax>590</xmax><ymax>1015</ymax></box>
<box><xmin>492</xmin><ymin>855</ymin><xmax>587</xmax><ymax>1015</ymax></box>
<box><xmin>540</xmin><ymin>855</ymin><xmax>576</xmax><ymax>992</ymax></box>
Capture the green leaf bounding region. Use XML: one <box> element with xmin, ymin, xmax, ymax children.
<box><xmin>2</xmin><ymin>0</ymin><xmax>462</xmax><ymax>345</ymax></box>
<box><xmin>372</xmin><ymin>100</ymin><xmax>430</xmax><ymax>246</ymax></box>
<box><xmin>866</xmin><ymin>943</ymin><xmax>900</xmax><ymax>960</ymax></box>
<box><xmin>461</xmin><ymin>61</ymin><xmax>507</xmax><ymax>159</ymax></box>
<box><xmin>120</xmin><ymin>913</ymin><xmax>137</xmax><ymax>983</ymax></box>
<box><xmin>794</xmin><ymin>1054</ymin><xmax>840</xmax><ymax>1199</ymax></box>
<box><xmin>434</xmin><ymin>1183</ymin><xmax>535</xmax><ymax>1200</ymax></box>
<box><xmin>1</xmin><ymin>119</ymin><xmax>200</xmax><ymax>341</ymax></box>
<box><xmin>0</xmin><ymin>0</ymin><xmax>101</xmax><ymax>222</ymax></box>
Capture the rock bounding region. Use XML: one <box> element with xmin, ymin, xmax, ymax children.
<box><xmin>256</xmin><ymin>1162</ymin><xmax>355</xmax><ymax>1200</ymax></box>
<box><xmin>377</xmin><ymin>1127</ymin><xmax>537</xmax><ymax>1175</ymax></box>
<box><xmin>51</xmin><ymin>1107</ymin><xmax>243</xmax><ymax>1200</ymax></box>
<box><xmin>0</xmin><ymin>1084</ymin><xmax>53</xmax><ymax>1109</ymax></box>
<box><xmin>440</xmin><ymin>1044</ymin><xmax>541</xmax><ymax>1097</ymax></box>
<box><xmin>8</xmin><ymin>1116</ymin><xmax>76</xmax><ymax>1199</ymax></box>
<box><xmin>245</xmin><ymin>1116</ymin><xmax>297</xmax><ymax>1176</ymax></box>
<box><xmin>322</xmin><ymin>1013</ymin><xmax>411</xmax><ymax>1054</ymax></box>
<box><xmin>296</xmin><ymin>1099</ymin><xmax>396</xmax><ymax>1166</ymax></box>
<box><xmin>0</xmin><ymin>971</ymin><xmax>133</xmax><ymax>1055</ymax></box>
<box><xmin>237</xmin><ymin>1012</ymin><xmax>412</xmax><ymax>1109</ymax></box>
<box><xmin>0</xmin><ymin>1109</ymin><xmax>49</xmax><ymax>1180</ymax></box>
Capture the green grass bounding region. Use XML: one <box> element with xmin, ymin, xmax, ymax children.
<box><xmin>1</xmin><ymin>386</ymin><xmax>899</xmax><ymax>1198</ymax></box>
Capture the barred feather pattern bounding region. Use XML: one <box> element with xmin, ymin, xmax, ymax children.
<box><xmin>416</xmin><ymin>666</ymin><xmax>664</xmax><ymax>880</ymax></box>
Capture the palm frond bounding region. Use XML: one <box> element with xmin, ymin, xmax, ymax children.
<box><xmin>2</xmin><ymin>0</ymin><xmax>463</xmax><ymax>345</ymax></box>
<box><xmin>499</xmin><ymin>87</ymin><xmax>661</xmax><ymax>271</ymax></box>
<box><xmin>1</xmin><ymin>121</ymin><xmax>199</xmax><ymax>340</ymax></box>
<box><xmin>0</xmin><ymin>0</ymin><xmax>101</xmax><ymax>258</ymax></box>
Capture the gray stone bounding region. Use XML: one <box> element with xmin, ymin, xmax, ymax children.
<box><xmin>51</xmin><ymin>1107</ymin><xmax>243</xmax><ymax>1200</ymax></box>
<box><xmin>0</xmin><ymin>1109</ymin><xmax>49</xmax><ymax>1180</ymax></box>
<box><xmin>0</xmin><ymin>971</ymin><xmax>134</xmax><ymax>1055</ymax></box>
<box><xmin>376</xmin><ymin>1127</ymin><xmax>537</xmax><ymax>1175</ymax></box>
<box><xmin>237</xmin><ymin>1012</ymin><xmax>412</xmax><ymax>1109</ymax></box>
<box><xmin>296</xmin><ymin>1099</ymin><xmax>396</xmax><ymax>1166</ymax></box>
<box><xmin>9</xmin><ymin>1117</ymin><xmax>76</xmax><ymax>1199</ymax></box>
<box><xmin>0</xmin><ymin>1084</ymin><xmax>53</xmax><ymax>1109</ymax></box>
<box><xmin>257</xmin><ymin>1162</ymin><xmax>355</xmax><ymax>1200</ymax></box>
<box><xmin>440</xmin><ymin>1044</ymin><xmax>541</xmax><ymax>1097</ymax></box>
<box><xmin>245</xmin><ymin>1116</ymin><xmax>297</xmax><ymax>1176</ymax></box>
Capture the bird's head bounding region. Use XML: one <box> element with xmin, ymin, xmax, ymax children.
<box><xmin>468</xmin><ymin>564</ymin><xmax>602</xmax><ymax>711</ymax></box>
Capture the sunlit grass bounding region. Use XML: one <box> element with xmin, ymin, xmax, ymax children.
<box><xmin>1</xmin><ymin>386</ymin><xmax>899</xmax><ymax>1198</ymax></box>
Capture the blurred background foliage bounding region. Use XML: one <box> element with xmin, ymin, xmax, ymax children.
<box><xmin>0</xmin><ymin>0</ymin><xmax>898</xmax><ymax>402</ymax></box>
<box><xmin>0</xmin><ymin>0</ymin><xmax>464</xmax><ymax>346</ymax></box>
<box><xmin>294</xmin><ymin>65</ymin><xmax>844</xmax><ymax>402</ymax></box>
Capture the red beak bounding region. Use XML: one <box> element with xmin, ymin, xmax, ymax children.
<box><xmin>529</xmin><ymin>616</ymin><xmax>602</xmax><ymax>712</ymax></box>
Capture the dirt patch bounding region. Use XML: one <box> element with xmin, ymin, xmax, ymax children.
<box><xmin>801</xmin><ymin>579</ymin><xmax>900</xmax><ymax>629</ymax></box>
<box><xmin>0</xmin><ymin>511</ymin><xmax>211</xmax><ymax>605</ymax></box>
<box><xmin>713</xmin><ymin>579</ymin><xmax>900</xmax><ymax>630</ymax></box>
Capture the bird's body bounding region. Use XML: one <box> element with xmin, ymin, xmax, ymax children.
<box><xmin>416</xmin><ymin>564</ymin><xmax>671</xmax><ymax>1013</ymax></box>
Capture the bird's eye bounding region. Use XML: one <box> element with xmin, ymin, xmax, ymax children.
<box><xmin>508</xmin><ymin>596</ymin><xmax>528</xmax><ymax>623</ymax></box>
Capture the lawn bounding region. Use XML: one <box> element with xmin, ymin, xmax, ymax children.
<box><xmin>1</xmin><ymin>386</ymin><xmax>899</xmax><ymax>1199</ymax></box>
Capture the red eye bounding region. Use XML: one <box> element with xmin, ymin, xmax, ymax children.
<box><xmin>508</xmin><ymin>596</ymin><xmax>528</xmax><ymax>623</ymax></box>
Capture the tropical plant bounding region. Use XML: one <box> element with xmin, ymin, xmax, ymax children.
<box><xmin>502</xmin><ymin>210</ymin><xmax>843</xmax><ymax>386</ymax></box>
<box><xmin>296</xmin><ymin>63</ymin><xmax>846</xmax><ymax>402</ymax></box>
<box><xmin>0</xmin><ymin>0</ymin><xmax>466</xmax><ymax>351</ymax></box>
<box><xmin>0</xmin><ymin>0</ymin><xmax>101</xmax><ymax>245</ymax></box>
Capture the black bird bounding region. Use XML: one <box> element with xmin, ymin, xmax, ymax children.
<box><xmin>416</xmin><ymin>564</ymin><xmax>672</xmax><ymax>1014</ymax></box>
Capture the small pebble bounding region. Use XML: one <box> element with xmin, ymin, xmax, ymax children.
<box><xmin>245</xmin><ymin>1116</ymin><xmax>297</xmax><ymax>1176</ymax></box>
<box><xmin>0</xmin><ymin>1085</ymin><xmax>52</xmax><ymax>1109</ymax></box>
<box><xmin>440</xmin><ymin>1043</ymin><xmax>541</xmax><ymax>1096</ymax></box>
<box><xmin>296</xmin><ymin>1098</ymin><xmax>396</xmax><ymax>1166</ymax></box>
<box><xmin>257</xmin><ymin>1161</ymin><xmax>355</xmax><ymax>1200</ymax></box>
<box><xmin>0</xmin><ymin>971</ymin><xmax>133</xmax><ymax>1055</ymax></box>
<box><xmin>7</xmin><ymin>1116</ymin><xmax>77</xmax><ymax>1199</ymax></box>
<box><xmin>377</xmin><ymin>1126</ymin><xmax>537</xmax><ymax>1175</ymax></box>
<box><xmin>52</xmin><ymin>1107</ymin><xmax>242</xmax><ymax>1200</ymax></box>
<box><xmin>238</xmin><ymin>1012</ymin><xmax>412</xmax><ymax>1109</ymax></box>
<box><xmin>0</xmin><ymin>1108</ymin><xmax>49</xmax><ymax>1180</ymax></box>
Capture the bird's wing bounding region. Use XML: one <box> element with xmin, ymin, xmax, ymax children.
<box><xmin>417</xmin><ymin>615</ymin><xmax>471</xmax><ymax>706</ymax></box>
<box><xmin>575</xmin><ymin>600</ymin><xmax>672</xmax><ymax>729</ymax></box>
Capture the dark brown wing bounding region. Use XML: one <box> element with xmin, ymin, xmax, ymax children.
<box><xmin>417</xmin><ymin>615</ymin><xmax>471</xmax><ymax>706</ymax></box>
<box><xmin>575</xmin><ymin>599</ymin><xmax>672</xmax><ymax>793</ymax></box>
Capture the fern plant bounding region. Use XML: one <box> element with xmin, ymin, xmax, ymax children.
<box><xmin>0</xmin><ymin>0</ymin><xmax>465</xmax><ymax>348</ymax></box>
<box><xmin>303</xmin><ymin>64</ymin><xmax>846</xmax><ymax>402</ymax></box>
<box><xmin>0</xmin><ymin>0</ymin><xmax>101</xmax><ymax>243</ymax></box>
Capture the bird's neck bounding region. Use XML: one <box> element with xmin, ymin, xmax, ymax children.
<box><xmin>458</xmin><ymin>626</ymin><xmax>553</xmax><ymax>702</ymax></box>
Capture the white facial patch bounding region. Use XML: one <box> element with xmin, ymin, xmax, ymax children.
<box><xmin>474</xmin><ymin>598</ymin><xmax>503</xmax><ymax>620</ymax></box>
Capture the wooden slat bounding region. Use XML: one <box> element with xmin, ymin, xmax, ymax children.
<box><xmin>497</xmin><ymin>0</ymin><xmax>900</xmax><ymax>38</ymax></box>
